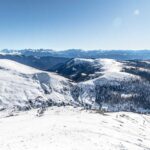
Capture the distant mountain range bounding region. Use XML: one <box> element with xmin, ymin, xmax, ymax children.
<box><xmin>1</xmin><ymin>49</ymin><xmax>150</xmax><ymax>60</ymax></box>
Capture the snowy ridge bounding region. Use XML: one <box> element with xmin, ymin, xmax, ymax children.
<box><xmin>0</xmin><ymin>59</ymin><xmax>39</xmax><ymax>74</ymax></box>
<box><xmin>0</xmin><ymin>59</ymin><xmax>74</xmax><ymax>110</ymax></box>
<box><xmin>77</xmin><ymin>58</ymin><xmax>139</xmax><ymax>81</ymax></box>
<box><xmin>95</xmin><ymin>59</ymin><xmax>133</xmax><ymax>80</ymax></box>
<box><xmin>73</xmin><ymin>58</ymin><xmax>94</xmax><ymax>65</ymax></box>
<box><xmin>62</xmin><ymin>58</ymin><xmax>140</xmax><ymax>82</ymax></box>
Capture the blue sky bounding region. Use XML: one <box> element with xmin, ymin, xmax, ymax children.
<box><xmin>0</xmin><ymin>0</ymin><xmax>150</xmax><ymax>50</ymax></box>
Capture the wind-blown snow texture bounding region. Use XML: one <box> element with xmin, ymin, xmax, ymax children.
<box><xmin>0</xmin><ymin>107</ymin><xmax>150</xmax><ymax>150</ymax></box>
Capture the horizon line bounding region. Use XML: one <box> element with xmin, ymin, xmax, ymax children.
<box><xmin>1</xmin><ymin>48</ymin><xmax>150</xmax><ymax>51</ymax></box>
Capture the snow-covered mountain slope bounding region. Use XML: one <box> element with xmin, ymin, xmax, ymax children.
<box><xmin>0</xmin><ymin>107</ymin><xmax>150</xmax><ymax>150</ymax></box>
<box><xmin>56</xmin><ymin>58</ymin><xmax>140</xmax><ymax>82</ymax></box>
<box><xmin>0</xmin><ymin>59</ymin><xmax>74</xmax><ymax>111</ymax></box>
<box><xmin>0</xmin><ymin>58</ymin><xmax>150</xmax><ymax>113</ymax></box>
<box><xmin>68</xmin><ymin>59</ymin><xmax>150</xmax><ymax>112</ymax></box>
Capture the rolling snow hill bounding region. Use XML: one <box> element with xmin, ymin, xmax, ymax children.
<box><xmin>0</xmin><ymin>107</ymin><xmax>150</xmax><ymax>150</ymax></box>
<box><xmin>0</xmin><ymin>59</ymin><xmax>74</xmax><ymax>111</ymax></box>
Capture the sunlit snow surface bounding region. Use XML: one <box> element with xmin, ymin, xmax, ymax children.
<box><xmin>0</xmin><ymin>59</ymin><xmax>74</xmax><ymax>109</ymax></box>
<box><xmin>0</xmin><ymin>107</ymin><xmax>150</xmax><ymax>150</ymax></box>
